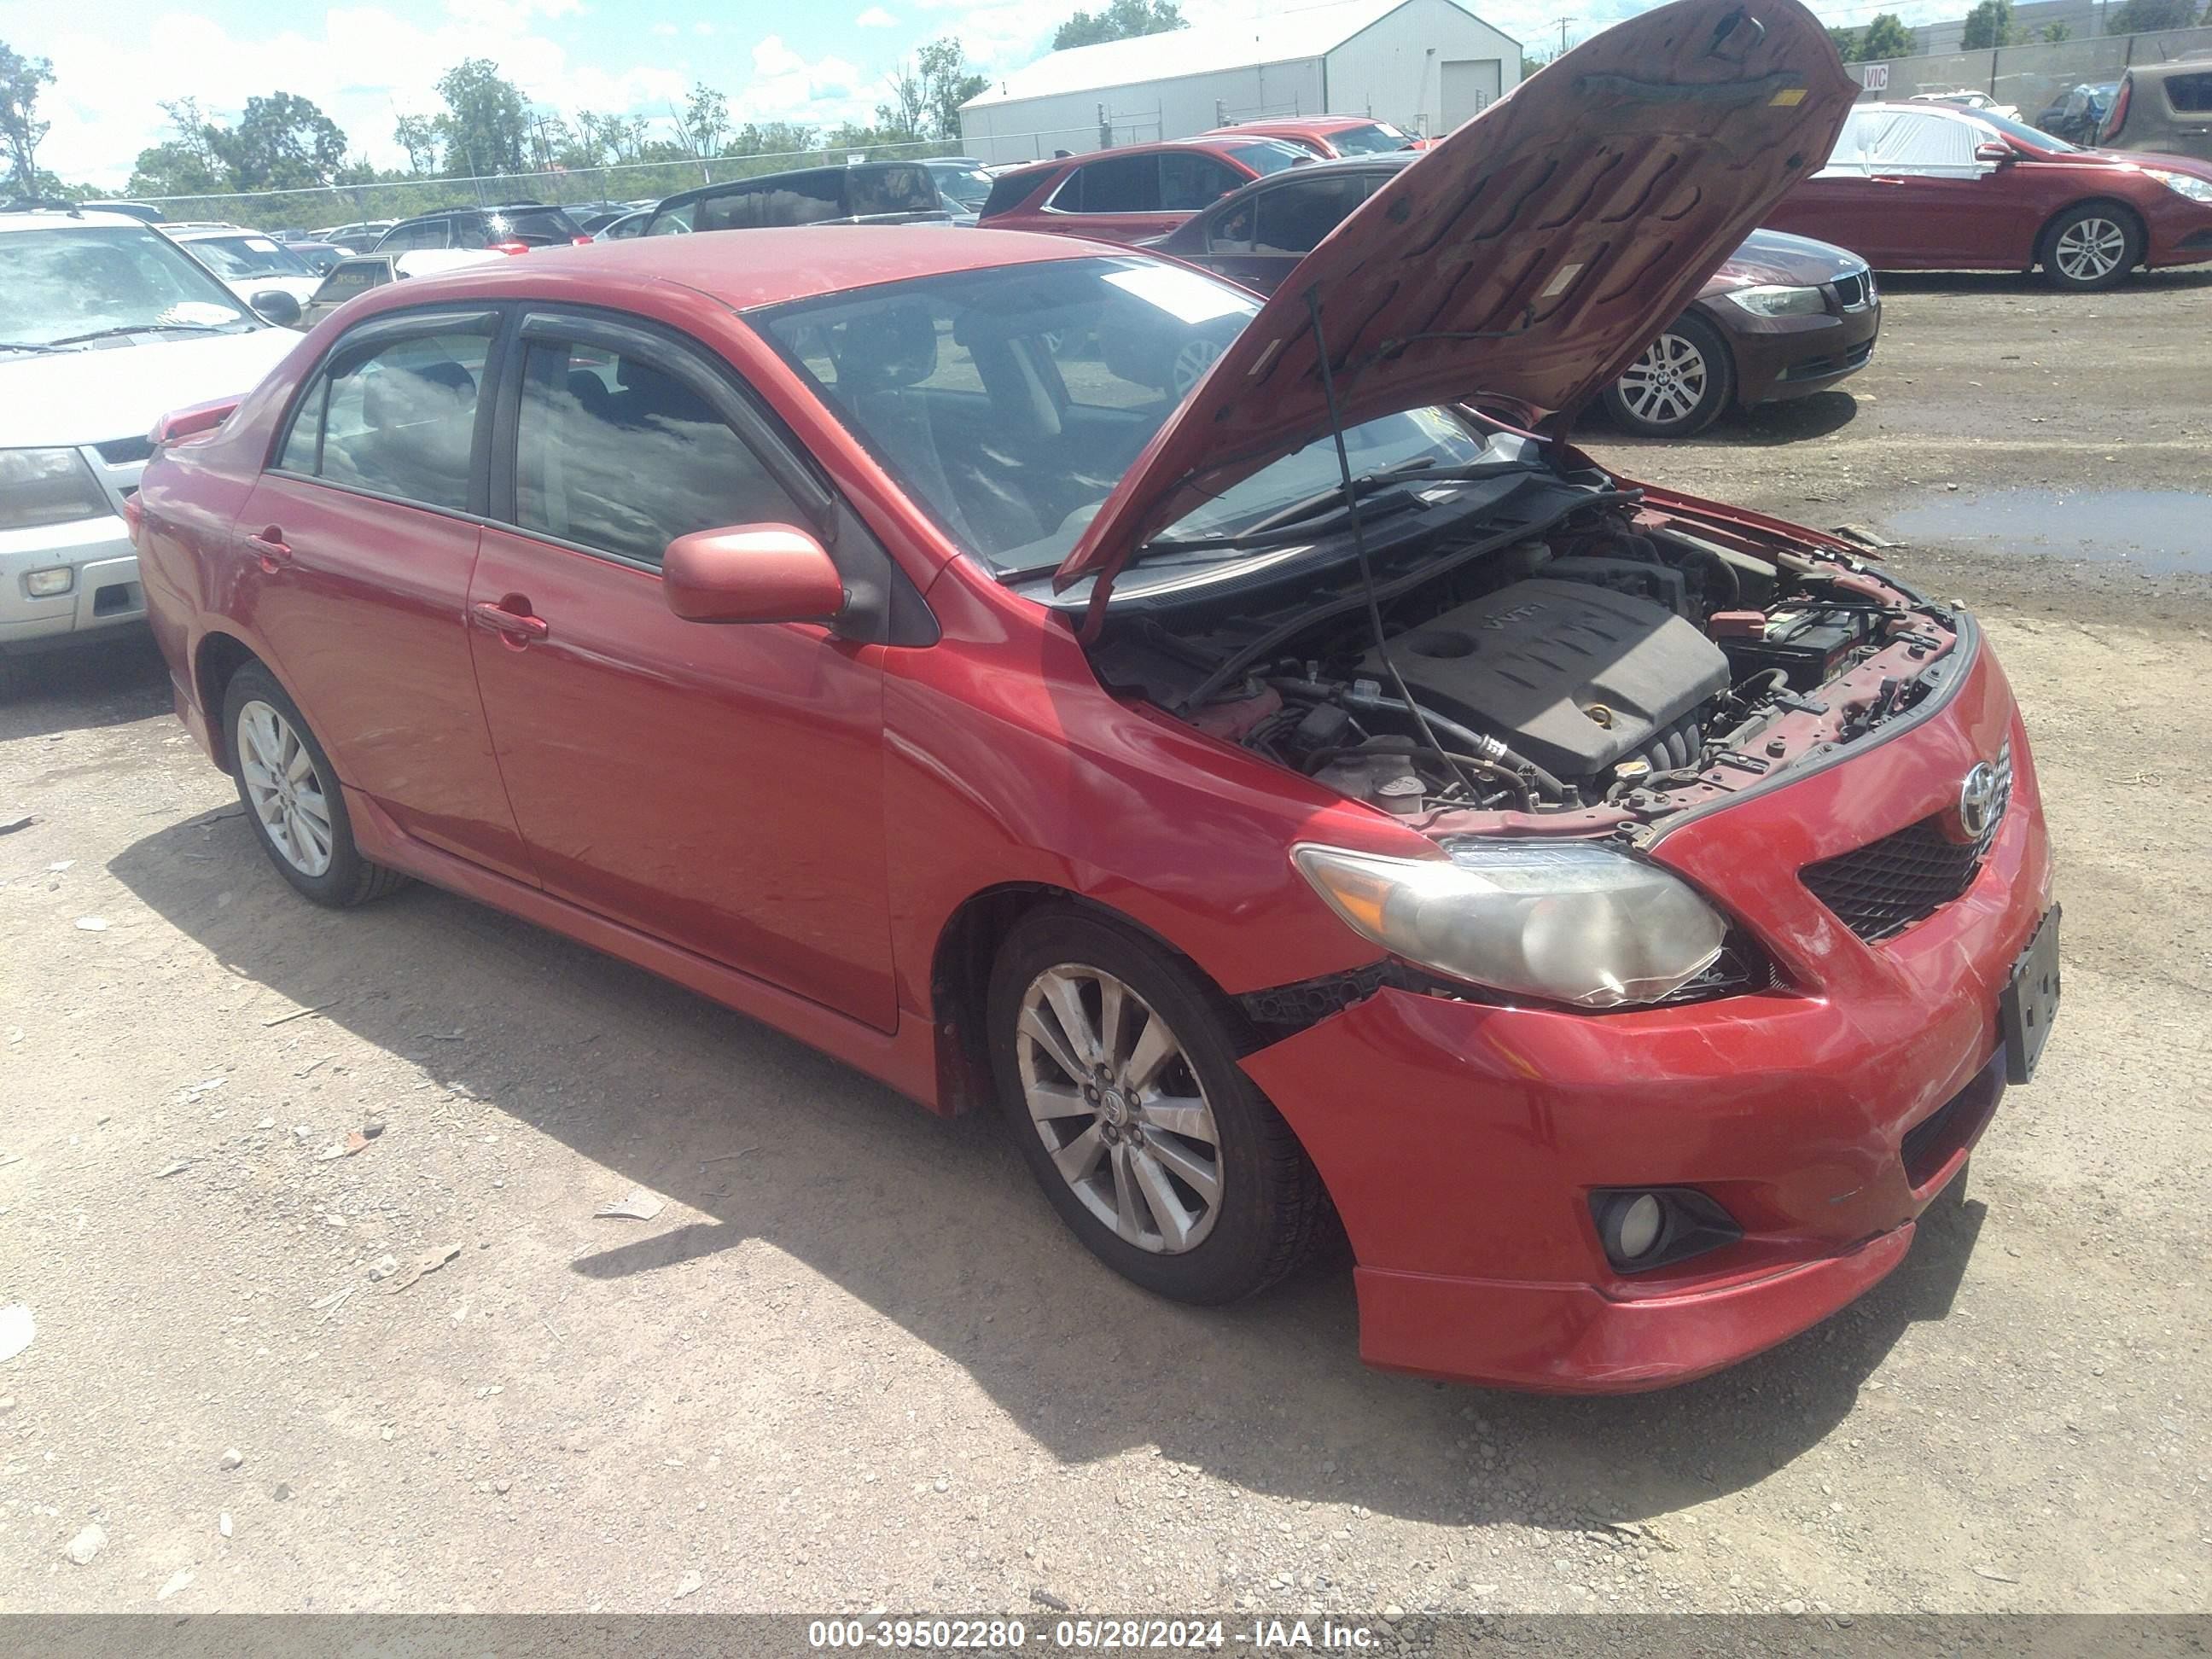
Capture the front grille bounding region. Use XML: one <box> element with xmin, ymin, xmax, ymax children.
<box><xmin>1780</xmin><ymin>338</ymin><xmax>1877</xmax><ymax>382</ymax></box>
<box><xmin>95</xmin><ymin>435</ymin><xmax>154</xmax><ymax>466</ymax></box>
<box><xmin>1804</xmin><ymin>745</ymin><xmax>2012</xmax><ymax>942</ymax></box>
<box><xmin>1831</xmin><ymin>271</ymin><xmax>1875</xmax><ymax>311</ymax></box>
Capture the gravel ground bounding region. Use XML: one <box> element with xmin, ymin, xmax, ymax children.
<box><xmin>2</xmin><ymin>271</ymin><xmax>2208</xmax><ymax>1620</ymax></box>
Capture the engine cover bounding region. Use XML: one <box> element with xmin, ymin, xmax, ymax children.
<box><xmin>1361</xmin><ymin>578</ymin><xmax>1731</xmax><ymax>783</ymax></box>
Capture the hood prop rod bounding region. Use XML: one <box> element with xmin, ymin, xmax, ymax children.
<box><xmin>1302</xmin><ymin>286</ymin><xmax>1477</xmax><ymax>800</ymax></box>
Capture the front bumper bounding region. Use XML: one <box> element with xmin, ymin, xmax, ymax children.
<box><xmin>0</xmin><ymin>519</ymin><xmax>147</xmax><ymax>653</ymax></box>
<box><xmin>1722</xmin><ymin>290</ymin><xmax>1882</xmax><ymax>407</ymax></box>
<box><xmin>1241</xmin><ymin>635</ymin><xmax>2052</xmax><ymax>1392</ymax></box>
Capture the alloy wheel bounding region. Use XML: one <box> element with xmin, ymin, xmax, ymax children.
<box><xmin>1615</xmin><ymin>331</ymin><xmax>1711</xmax><ymax>427</ymax></box>
<box><xmin>2054</xmin><ymin>216</ymin><xmax>2127</xmax><ymax>282</ymax></box>
<box><xmin>1015</xmin><ymin>964</ymin><xmax>1224</xmax><ymax>1254</ymax></box>
<box><xmin>236</xmin><ymin>699</ymin><xmax>335</xmax><ymax>878</ymax></box>
<box><xmin>1170</xmin><ymin>338</ymin><xmax>1225</xmax><ymax>396</ymax></box>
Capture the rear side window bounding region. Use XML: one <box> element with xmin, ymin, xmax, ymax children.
<box><xmin>379</xmin><ymin>220</ymin><xmax>448</xmax><ymax>252</ymax></box>
<box><xmin>1161</xmin><ymin>153</ymin><xmax>1241</xmax><ymax>210</ymax></box>
<box><xmin>696</xmin><ymin>174</ymin><xmax>845</xmax><ymax>230</ymax></box>
<box><xmin>981</xmin><ymin>171</ymin><xmax>1043</xmax><ymax>218</ymax></box>
<box><xmin>310</xmin><ymin>259</ymin><xmax>390</xmax><ymax>308</ymax></box>
<box><xmin>278</xmin><ymin>329</ymin><xmax>490</xmax><ymax>512</ymax></box>
<box><xmin>1254</xmin><ymin>175</ymin><xmax>1369</xmax><ymax>254</ymax></box>
<box><xmin>1063</xmin><ymin>154</ymin><xmax>1160</xmax><ymax>213</ymax></box>
<box><xmin>2168</xmin><ymin>73</ymin><xmax>2212</xmax><ymax>115</ymax></box>
<box><xmin>513</xmin><ymin>339</ymin><xmax>804</xmax><ymax>567</ymax></box>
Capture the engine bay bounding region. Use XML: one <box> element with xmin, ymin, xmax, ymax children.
<box><xmin>1090</xmin><ymin>480</ymin><xmax>1964</xmax><ymax>830</ymax></box>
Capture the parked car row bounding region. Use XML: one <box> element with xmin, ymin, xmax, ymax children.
<box><xmin>116</xmin><ymin>0</ymin><xmax>2062</xmax><ymax>1396</ymax></box>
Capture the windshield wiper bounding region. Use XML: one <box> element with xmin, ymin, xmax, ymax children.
<box><xmin>44</xmin><ymin>322</ymin><xmax>239</xmax><ymax>347</ymax></box>
<box><xmin>1142</xmin><ymin>457</ymin><xmax>1543</xmax><ymax>556</ymax></box>
<box><xmin>0</xmin><ymin>341</ymin><xmax>65</xmax><ymax>354</ymax></box>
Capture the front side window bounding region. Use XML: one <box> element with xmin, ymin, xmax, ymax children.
<box><xmin>930</xmin><ymin>164</ymin><xmax>993</xmax><ymax>211</ymax></box>
<box><xmin>280</xmin><ymin>329</ymin><xmax>490</xmax><ymax>512</ymax></box>
<box><xmin>643</xmin><ymin>199</ymin><xmax>698</xmax><ymax>236</ymax></box>
<box><xmin>307</xmin><ymin>259</ymin><xmax>393</xmax><ymax>310</ymax></box>
<box><xmin>696</xmin><ymin>177</ymin><xmax>844</xmax><ymax>231</ymax></box>
<box><xmin>513</xmin><ymin>338</ymin><xmax>802</xmax><ymax>567</ymax></box>
<box><xmin>2168</xmin><ymin>72</ymin><xmax>2212</xmax><ymax>115</ymax></box>
<box><xmin>1161</xmin><ymin>153</ymin><xmax>1241</xmax><ymax>210</ymax></box>
<box><xmin>1254</xmin><ymin>176</ymin><xmax>1369</xmax><ymax>255</ymax></box>
<box><xmin>758</xmin><ymin>256</ymin><xmax>1483</xmax><ymax>578</ymax></box>
<box><xmin>0</xmin><ymin>224</ymin><xmax>257</xmax><ymax>348</ymax></box>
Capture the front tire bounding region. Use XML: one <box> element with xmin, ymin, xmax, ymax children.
<box><xmin>1601</xmin><ymin>312</ymin><xmax>1734</xmax><ymax>438</ymax></box>
<box><xmin>987</xmin><ymin>907</ymin><xmax>1329</xmax><ymax>1304</ymax></box>
<box><xmin>2040</xmin><ymin>203</ymin><xmax>2139</xmax><ymax>290</ymax></box>
<box><xmin>222</xmin><ymin>661</ymin><xmax>405</xmax><ymax>908</ymax></box>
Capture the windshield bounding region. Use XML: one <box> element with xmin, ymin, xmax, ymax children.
<box><xmin>1328</xmin><ymin>121</ymin><xmax>1415</xmax><ymax>154</ymax></box>
<box><xmin>757</xmin><ymin>255</ymin><xmax>1486</xmax><ymax>578</ymax></box>
<box><xmin>1225</xmin><ymin>141</ymin><xmax>1308</xmax><ymax>177</ymax></box>
<box><xmin>184</xmin><ymin>234</ymin><xmax>312</xmax><ymax>277</ymax></box>
<box><xmin>930</xmin><ymin>164</ymin><xmax>993</xmax><ymax>210</ymax></box>
<box><xmin>0</xmin><ymin>224</ymin><xmax>256</xmax><ymax>347</ymax></box>
<box><xmin>1971</xmin><ymin>110</ymin><xmax>2080</xmax><ymax>152</ymax></box>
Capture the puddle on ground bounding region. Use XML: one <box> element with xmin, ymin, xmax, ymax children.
<box><xmin>1883</xmin><ymin>489</ymin><xmax>2212</xmax><ymax>575</ymax></box>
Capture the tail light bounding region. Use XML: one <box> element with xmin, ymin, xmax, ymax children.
<box><xmin>122</xmin><ymin>491</ymin><xmax>145</xmax><ymax>544</ymax></box>
<box><xmin>572</xmin><ymin>235</ymin><xmax>593</xmax><ymax>245</ymax></box>
<box><xmin>490</xmin><ymin>240</ymin><xmax>530</xmax><ymax>256</ymax></box>
<box><xmin>149</xmin><ymin>397</ymin><xmax>240</xmax><ymax>450</ymax></box>
<box><xmin>2101</xmin><ymin>77</ymin><xmax>2131</xmax><ymax>143</ymax></box>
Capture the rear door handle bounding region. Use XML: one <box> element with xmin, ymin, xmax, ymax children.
<box><xmin>247</xmin><ymin>524</ymin><xmax>292</xmax><ymax>573</ymax></box>
<box><xmin>471</xmin><ymin>597</ymin><xmax>550</xmax><ymax>647</ymax></box>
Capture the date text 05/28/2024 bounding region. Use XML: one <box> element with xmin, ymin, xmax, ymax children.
<box><xmin>806</xmin><ymin>1617</ymin><xmax>1388</xmax><ymax>1650</ymax></box>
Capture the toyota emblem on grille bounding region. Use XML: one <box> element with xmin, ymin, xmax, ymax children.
<box><xmin>1958</xmin><ymin>762</ymin><xmax>1999</xmax><ymax>841</ymax></box>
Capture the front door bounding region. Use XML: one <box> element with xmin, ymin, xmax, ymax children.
<box><xmin>465</xmin><ymin>311</ymin><xmax>898</xmax><ymax>1029</ymax></box>
<box><xmin>238</xmin><ymin>308</ymin><xmax>536</xmax><ymax>882</ymax></box>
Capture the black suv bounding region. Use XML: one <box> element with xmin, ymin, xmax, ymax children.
<box><xmin>641</xmin><ymin>164</ymin><xmax>947</xmax><ymax>236</ymax></box>
<box><xmin>370</xmin><ymin>201</ymin><xmax>587</xmax><ymax>253</ymax></box>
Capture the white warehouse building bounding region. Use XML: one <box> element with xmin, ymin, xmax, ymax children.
<box><xmin>958</xmin><ymin>0</ymin><xmax>1522</xmax><ymax>166</ymax></box>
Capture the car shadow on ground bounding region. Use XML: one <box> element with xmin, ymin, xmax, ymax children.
<box><xmin>0</xmin><ymin>633</ymin><xmax>172</xmax><ymax>741</ymax></box>
<box><xmin>109</xmin><ymin>806</ymin><xmax>1986</xmax><ymax>1531</ymax></box>
<box><xmin>1871</xmin><ymin>267</ymin><xmax>2212</xmax><ymax>296</ymax></box>
<box><xmin>1595</xmin><ymin>391</ymin><xmax>1864</xmax><ymax>452</ymax></box>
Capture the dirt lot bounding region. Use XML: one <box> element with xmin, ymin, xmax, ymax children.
<box><xmin>3</xmin><ymin>271</ymin><xmax>2209</xmax><ymax>1620</ymax></box>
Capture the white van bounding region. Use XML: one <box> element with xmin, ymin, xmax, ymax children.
<box><xmin>0</xmin><ymin>210</ymin><xmax>300</xmax><ymax>660</ymax></box>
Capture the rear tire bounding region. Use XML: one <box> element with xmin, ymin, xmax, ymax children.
<box><xmin>2039</xmin><ymin>203</ymin><xmax>2139</xmax><ymax>290</ymax></box>
<box><xmin>222</xmin><ymin>661</ymin><xmax>405</xmax><ymax>908</ymax></box>
<box><xmin>1601</xmin><ymin>311</ymin><xmax>1734</xmax><ymax>438</ymax></box>
<box><xmin>987</xmin><ymin>906</ymin><xmax>1329</xmax><ymax>1305</ymax></box>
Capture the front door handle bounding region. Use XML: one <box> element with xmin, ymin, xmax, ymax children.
<box><xmin>471</xmin><ymin>597</ymin><xmax>550</xmax><ymax>648</ymax></box>
<box><xmin>247</xmin><ymin>525</ymin><xmax>292</xmax><ymax>573</ymax></box>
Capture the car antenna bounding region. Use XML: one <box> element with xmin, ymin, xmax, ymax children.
<box><xmin>1301</xmin><ymin>286</ymin><xmax>1477</xmax><ymax>799</ymax></box>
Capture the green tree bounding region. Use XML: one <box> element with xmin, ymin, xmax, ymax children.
<box><xmin>875</xmin><ymin>61</ymin><xmax>927</xmax><ymax>140</ymax></box>
<box><xmin>1052</xmin><ymin>0</ymin><xmax>1185</xmax><ymax>51</ymax></box>
<box><xmin>1960</xmin><ymin>0</ymin><xmax>2015</xmax><ymax>49</ymax></box>
<box><xmin>918</xmin><ymin>38</ymin><xmax>988</xmax><ymax>140</ymax></box>
<box><xmin>125</xmin><ymin>140</ymin><xmax>230</xmax><ymax>197</ymax></box>
<box><xmin>0</xmin><ymin>39</ymin><xmax>56</xmax><ymax>196</ymax></box>
<box><xmin>2042</xmin><ymin>21</ymin><xmax>2073</xmax><ymax>39</ymax></box>
<box><xmin>208</xmin><ymin>92</ymin><xmax>347</xmax><ymax>190</ymax></box>
<box><xmin>1825</xmin><ymin>24</ymin><xmax>1860</xmax><ymax>58</ymax></box>
<box><xmin>681</xmin><ymin>82</ymin><xmax>729</xmax><ymax>156</ymax></box>
<box><xmin>2105</xmin><ymin>0</ymin><xmax>2197</xmax><ymax>28</ymax></box>
<box><xmin>1854</xmin><ymin>14</ymin><xmax>1915</xmax><ymax>60</ymax></box>
<box><xmin>434</xmin><ymin>57</ymin><xmax>528</xmax><ymax>176</ymax></box>
<box><xmin>393</xmin><ymin>114</ymin><xmax>439</xmax><ymax>175</ymax></box>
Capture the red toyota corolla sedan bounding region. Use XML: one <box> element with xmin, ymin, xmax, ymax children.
<box><xmin>131</xmin><ymin>0</ymin><xmax>2058</xmax><ymax>1393</ymax></box>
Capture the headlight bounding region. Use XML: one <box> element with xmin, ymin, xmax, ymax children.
<box><xmin>1291</xmin><ymin>841</ymin><xmax>1728</xmax><ymax>1010</ymax></box>
<box><xmin>1720</xmin><ymin>284</ymin><xmax>1827</xmax><ymax>318</ymax></box>
<box><xmin>2145</xmin><ymin>167</ymin><xmax>2212</xmax><ymax>204</ymax></box>
<box><xmin>0</xmin><ymin>448</ymin><xmax>108</xmax><ymax>532</ymax></box>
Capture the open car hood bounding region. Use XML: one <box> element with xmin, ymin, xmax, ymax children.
<box><xmin>1053</xmin><ymin>0</ymin><xmax>1858</xmax><ymax>600</ymax></box>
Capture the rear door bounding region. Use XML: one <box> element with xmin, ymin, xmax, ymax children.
<box><xmin>236</xmin><ymin>307</ymin><xmax>536</xmax><ymax>882</ymax></box>
<box><xmin>465</xmin><ymin>309</ymin><xmax>898</xmax><ymax>1027</ymax></box>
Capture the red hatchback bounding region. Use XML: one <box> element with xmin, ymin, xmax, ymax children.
<box><xmin>975</xmin><ymin>136</ymin><xmax>1311</xmax><ymax>243</ymax></box>
<box><xmin>135</xmin><ymin>0</ymin><xmax>2058</xmax><ymax>1393</ymax></box>
<box><xmin>1765</xmin><ymin>101</ymin><xmax>2212</xmax><ymax>288</ymax></box>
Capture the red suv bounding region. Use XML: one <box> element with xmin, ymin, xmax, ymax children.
<box><xmin>976</xmin><ymin>137</ymin><xmax>1311</xmax><ymax>242</ymax></box>
<box><xmin>1202</xmin><ymin>115</ymin><xmax>1427</xmax><ymax>158</ymax></box>
<box><xmin>131</xmin><ymin>0</ymin><xmax>2057</xmax><ymax>1394</ymax></box>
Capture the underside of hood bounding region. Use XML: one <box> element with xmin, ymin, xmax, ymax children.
<box><xmin>1054</xmin><ymin>0</ymin><xmax>1859</xmax><ymax>596</ymax></box>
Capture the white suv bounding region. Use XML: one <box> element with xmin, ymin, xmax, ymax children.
<box><xmin>0</xmin><ymin>210</ymin><xmax>300</xmax><ymax>660</ymax></box>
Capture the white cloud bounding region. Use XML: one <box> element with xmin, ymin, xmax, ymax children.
<box><xmin>650</xmin><ymin>21</ymin><xmax>678</xmax><ymax>36</ymax></box>
<box><xmin>694</xmin><ymin>20</ymin><xmax>717</xmax><ymax>35</ymax></box>
<box><xmin>855</xmin><ymin>6</ymin><xmax>899</xmax><ymax>26</ymax></box>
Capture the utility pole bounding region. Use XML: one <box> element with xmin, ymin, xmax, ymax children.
<box><xmin>529</xmin><ymin>114</ymin><xmax>566</xmax><ymax>201</ymax></box>
<box><xmin>671</xmin><ymin>101</ymin><xmax>712</xmax><ymax>185</ymax></box>
<box><xmin>1553</xmin><ymin>16</ymin><xmax>1576</xmax><ymax>55</ymax></box>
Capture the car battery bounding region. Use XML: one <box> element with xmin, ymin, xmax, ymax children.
<box><xmin>1714</xmin><ymin>606</ymin><xmax>1871</xmax><ymax>690</ymax></box>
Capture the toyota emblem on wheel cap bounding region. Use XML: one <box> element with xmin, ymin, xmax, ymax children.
<box><xmin>1958</xmin><ymin>762</ymin><xmax>1999</xmax><ymax>841</ymax></box>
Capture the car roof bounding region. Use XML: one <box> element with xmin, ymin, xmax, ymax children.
<box><xmin>655</xmin><ymin>160</ymin><xmax>929</xmax><ymax>207</ymax></box>
<box><xmin>0</xmin><ymin>208</ymin><xmax>154</xmax><ymax>233</ymax></box>
<box><xmin>998</xmin><ymin>136</ymin><xmax>1302</xmax><ymax>179</ymax></box>
<box><xmin>383</xmin><ymin>224</ymin><xmax>1105</xmax><ymax>314</ymax></box>
<box><xmin>2128</xmin><ymin>55</ymin><xmax>2212</xmax><ymax>79</ymax></box>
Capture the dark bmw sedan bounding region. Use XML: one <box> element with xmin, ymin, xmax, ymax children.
<box><xmin>1146</xmin><ymin>156</ymin><xmax>1881</xmax><ymax>436</ymax></box>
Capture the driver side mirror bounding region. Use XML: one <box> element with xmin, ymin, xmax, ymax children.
<box><xmin>662</xmin><ymin>524</ymin><xmax>847</xmax><ymax>625</ymax></box>
<box><xmin>1974</xmin><ymin>142</ymin><xmax>2014</xmax><ymax>165</ymax></box>
<box><xmin>249</xmin><ymin>288</ymin><xmax>304</xmax><ymax>328</ymax></box>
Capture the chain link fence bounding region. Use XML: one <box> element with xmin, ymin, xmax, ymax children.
<box><xmin>1857</xmin><ymin>24</ymin><xmax>2212</xmax><ymax>133</ymax></box>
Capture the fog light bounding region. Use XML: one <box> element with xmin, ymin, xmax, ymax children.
<box><xmin>1590</xmin><ymin>1187</ymin><xmax>1743</xmax><ymax>1273</ymax></box>
<box><xmin>25</xmin><ymin>567</ymin><xmax>73</xmax><ymax>597</ymax></box>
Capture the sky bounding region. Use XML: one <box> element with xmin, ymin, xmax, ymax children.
<box><xmin>5</xmin><ymin>0</ymin><xmax>1951</xmax><ymax>189</ymax></box>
